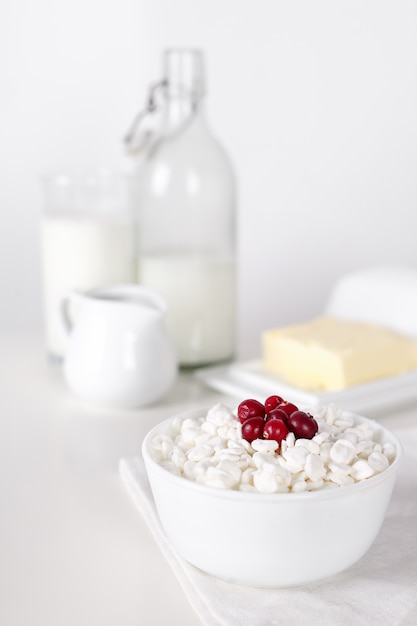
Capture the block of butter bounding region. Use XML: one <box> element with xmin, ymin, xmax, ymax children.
<box><xmin>262</xmin><ymin>316</ymin><xmax>417</xmax><ymax>391</ymax></box>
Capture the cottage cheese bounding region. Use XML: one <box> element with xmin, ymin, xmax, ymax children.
<box><xmin>149</xmin><ymin>403</ymin><xmax>396</xmax><ymax>494</ymax></box>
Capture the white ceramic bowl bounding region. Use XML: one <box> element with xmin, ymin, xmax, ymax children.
<box><xmin>142</xmin><ymin>408</ymin><xmax>402</xmax><ymax>588</ymax></box>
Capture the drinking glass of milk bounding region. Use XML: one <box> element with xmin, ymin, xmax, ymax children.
<box><xmin>41</xmin><ymin>170</ymin><xmax>137</xmax><ymax>364</ymax></box>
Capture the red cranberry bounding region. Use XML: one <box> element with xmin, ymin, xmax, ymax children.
<box><xmin>264</xmin><ymin>395</ymin><xmax>284</xmax><ymax>414</ymax></box>
<box><xmin>237</xmin><ymin>399</ymin><xmax>265</xmax><ymax>423</ymax></box>
<box><xmin>265</xmin><ymin>407</ymin><xmax>289</xmax><ymax>425</ymax></box>
<box><xmin>288</xmin><ymin>411</ymin><xmax>318</xmax><ymax>439</ymax></box>
<box><xmin>241</xmin><ymin>416</ymin><xmax>265</xmax><ymax>442</ymax></box>
<box><xmin>277</xmin><ymin>401</ymin><xmax>299</xmax><ymax>416</ymax></box>
<box><xmin>263</xmin><ymin>418</ymin><xmax>289</xmax><ymax>443</ymax></box>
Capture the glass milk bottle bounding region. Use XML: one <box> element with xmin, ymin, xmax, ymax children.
<box><xmin>130</xmin><ymin>49</ymin><xmax>236</xmax><ymax>367</ymax></box>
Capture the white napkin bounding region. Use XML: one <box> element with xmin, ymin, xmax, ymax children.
<box><xmin>119</xmin><ymin>429</ymin><xmax>417</xmax><ymax>626</ymax></box>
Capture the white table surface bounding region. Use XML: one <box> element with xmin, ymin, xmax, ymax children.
<box><xmin>1</xmin><ymin>332</ymin><xmax>417</xmax><ymax>626</ymax></box>
<box><xmin>0</xmin><ymin>332</ymin><xmax>232</xmax><ymax>626</ymax></box>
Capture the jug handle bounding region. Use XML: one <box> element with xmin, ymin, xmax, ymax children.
<box><xmin>60</xmin><ymin>291</ymin><xmax>78</xmax><ymax>335</ymax></box>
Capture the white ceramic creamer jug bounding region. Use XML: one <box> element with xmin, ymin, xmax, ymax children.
<box><xmin>61</xmin><ymin>284</ymin><xmax>178</xmax><ymax>408</ymax></box>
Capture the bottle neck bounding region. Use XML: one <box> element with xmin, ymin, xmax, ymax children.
<box><xmin>162</xmin><ymin>49</ymin><xmax>206</xmax><ymax>133</ymax></box>
<box><xmin>162</xmin><ymin>93</ymin><xmax>205</xmax><ymax>131</ymax></box>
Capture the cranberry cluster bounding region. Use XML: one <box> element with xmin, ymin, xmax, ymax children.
<box><xmin>237</xmin><ymin>395</ymin><xmax>318</xmax><ymax>446</ymax></box>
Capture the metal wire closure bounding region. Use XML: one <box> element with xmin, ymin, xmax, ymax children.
<box><xmin>123</xmin><ymin>80</ymin><xmax>167</xmax><ymax>154</ymax></box>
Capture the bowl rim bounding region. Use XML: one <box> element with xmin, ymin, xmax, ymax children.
<box><xmin>142</xmin><ymin>406</ymin><xmax>403</xmax><ymax>503</ymax></box>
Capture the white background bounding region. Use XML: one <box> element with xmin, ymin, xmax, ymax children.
<box><xmin>1</xmin><ymin>0</ymin><xmax>417</xmax><ymax>357</ymax></box>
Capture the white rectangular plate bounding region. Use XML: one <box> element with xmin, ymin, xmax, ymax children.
<box><xmin>195</xmin><ymin>359</ymin><xmax>417</xmax><ymax>416</ymax></box>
